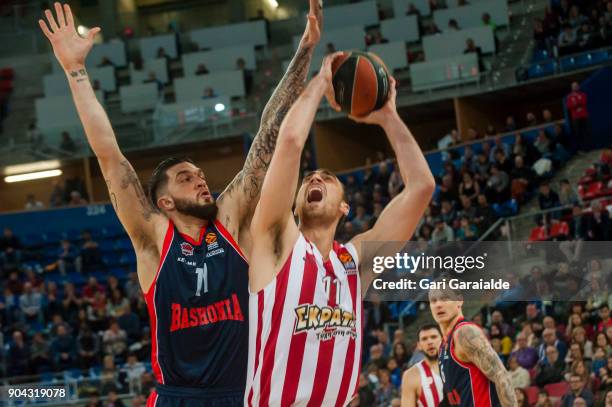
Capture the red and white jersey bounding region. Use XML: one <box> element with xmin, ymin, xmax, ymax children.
<box><xmin>416</xmin><ymin>360</ymin><xmax>443</xmax><ymax>407</ymax></box>
<box><xmin>246</xmin><ymin>233</ymin><xmax>363</xmax><ymax>407</ymax></box>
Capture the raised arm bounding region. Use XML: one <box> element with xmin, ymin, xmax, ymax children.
<box><xmin>349</xmin><ymin>78</ymin><xmax>435</xmax><ymax>292</ymax></box>
<box><xmin>39</xmin><ymin>3</ymin><xmax>163</xmax><ymax>253</ymax></box>
<box><xmin>249</xmin><ymin>55</ymin><xmax>337</xmax><ymax>291</ymax></box>
<box><xmin>454</xmin><ymin>324</ymin><xmax>517</xmax><ymax>407</ymax></box>
<box><xmin>217</xmin><ymin>0</ymin><xmax>322</xmax><ymax>232</ymax></box>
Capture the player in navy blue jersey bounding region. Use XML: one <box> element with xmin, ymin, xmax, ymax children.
<box><xmin>39</xmin><ymin>1</ymin><xmax>323</xmax><ymax>405</ymax></box>
<box><xmin>428</xmin><ymin>289</ymin><xmax>516</xmax><ymax>407</ymax></box>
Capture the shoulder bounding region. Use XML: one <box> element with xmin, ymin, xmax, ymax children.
<box><xmin>453</xmin><ymin>323</ymin><xmax>487</xmax><ymax>353</ymax></box>
<box><xmin>402</xmin><ymin>365</ymin><xmax>421</xmax><ymax>389</ymax></box>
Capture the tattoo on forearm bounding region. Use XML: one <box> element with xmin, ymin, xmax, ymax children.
<box><xmin>456</xmin><ymin>326</ymin><xmax>517</xmax><ymax>407</ymax></box>
<box><xmin>223</xmin><ymin>45</ymin><xmax>314</xmax><ymax>206</ymax></box>
<box><xmin>118</xmin><ymin>160</ymin><xmax>154</xmax><ymax>221</ymax></box>
<box><xmin>104</xmin><ymin>179</ymin><xmax>119</xmax><ymax>211</ymax></box>
<box><xmin>69</xmin><ymin>68</ymin><xmax>88</xmax><ymax>83</ymax></box>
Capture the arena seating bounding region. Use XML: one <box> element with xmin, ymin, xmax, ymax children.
<box><xmin>422</xmin><ymin>26</ymin><xmax>496</xmax><ymax>60</ymax></box>
<box><xmin>433</xmin><ymin>0</ymin><xmax>509</xmax><ymax>30</ymax></box>
<box><xmin>380</xmin><ymin>16</ymin><xmax>420</xmax><ymax>43</ymax></box>
<box><xmin>181</xmin><ymin>45</ymin><xmax>256</xmax><ymax>75</ymax></box>
<box><xmin>189</xmin><ymin>20</ymin><xmax>268</xmax><ymax>50</ymax></box>
<box><xmin>139</xmin><ymin>33</ymin><xmax>178</xmax><ymax>61</ymax></box>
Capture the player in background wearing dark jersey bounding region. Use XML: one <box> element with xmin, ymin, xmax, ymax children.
<box><xmin>39</xmin><ymin>2</ymin><xmax>322</xmax><ymax>405</ymax></box>
<box><xmin>429</xmin><ymin>289</ymin><xmax>517</xmax><ymax>407</ymax></box>
<box><xmin>401</xmin><ymin>324</ymin><xmax>444</xmax><ymax>407</ymax></box>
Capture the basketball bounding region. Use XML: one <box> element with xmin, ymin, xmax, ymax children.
<box><xmin>331</xmin><ymin>51</ymin><xmax>390</xmax><ymax>117</ymax></box>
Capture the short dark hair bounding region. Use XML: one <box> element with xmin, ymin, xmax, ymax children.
<box><xmin>417</xmin><ymin>324</ymin><xmax>442</xmax><ymax>340</ymax></box>
<box><xmin>148</xmin><ymin>157</ymin><xmax>194</xmax><ymax>209</ymax></box>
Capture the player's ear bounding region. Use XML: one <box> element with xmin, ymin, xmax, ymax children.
<box><xmin>340</xmin><ymin>201</ymin><xmax>350</xmax><ymax>216</ymax></box>
<box><xmin>158</xmin><ymin>195</ymin><xmax>174</xmax><ymax>211</ymax></box>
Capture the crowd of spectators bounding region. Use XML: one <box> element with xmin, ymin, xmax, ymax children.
<box><xmin>533</xmin><ymin>0</ymin><xmax>612</xmax><ymax>57</ymax></box>
<box><xmin>0</xmin><ymin>241</ymin><xmax>152</xmax><ymax>404</ymax></box>
<box><xmin>530</xmin><ymin>147</ymin><xmax>611</xmax><ymax>245</ymax></box>
<box><xmin>338</xmin><ymin>106</ymin><xmax>572</xmax><ymax>245</ymax></box>
<box><xmin>19</xmin><ymin>175</ymin><xmax>90</xmax><ymax>212</ymax></box>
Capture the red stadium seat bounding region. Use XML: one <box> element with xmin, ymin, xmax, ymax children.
<box><xmin>0</xmin><ymin>67</ymin><xmax>13</xmax><ymax>80</ymax></box>
<box><xmin>0</xmin><ymin>79</ymin><xmax>12</xmax><ymax>93</ymax></box>
<box><xmin>525</xmin><ymin>386</ymin><xmax>539</xmax><ymax>406</ymax></box>
<box><xmin>584</xmin><ymin>182</ymin><xmax>603</xmax><ymax>200</ymax></box>
<box><xmin>528</xmin><ymin>226</ymin><xmax>548</xmax><ymax>242</ymax></box>
<box><xmin>550</xmin><ymin>221</ymin><xmax>569</xmax><ymax>238</ymax></box>
<box><xmin>544</xmin><ymin>382</ymin><xmax>569</xmax><ymax>398</ymax></box>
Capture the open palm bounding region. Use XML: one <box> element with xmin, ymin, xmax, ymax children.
<box><xmin>39</xmin><ymin>2</ymin><xmax>100</xmax><ymax>71</ymax></box>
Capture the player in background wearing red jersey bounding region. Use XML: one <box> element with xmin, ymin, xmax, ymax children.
<box><xmin>245</xmin><ymin>53</ymin><xmax>435</xmax><ymax>406</ymax></box>
<box><xmin>401</xmin><ymin>324</ymin><xmax>444</xmax><ymax>407</ymax></box>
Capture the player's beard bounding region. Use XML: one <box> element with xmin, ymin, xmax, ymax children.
<box><xmin>425</xmin><ymin>352</ymin><xmax>439</xmax><ymax>362</ymax></box>
<box><xmin>174</xmin><ymin>197</ymin><xmax>218</xmax><ymax>221</ymax></box>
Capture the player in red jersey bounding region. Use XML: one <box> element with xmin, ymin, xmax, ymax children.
<box><xmin>245</xmin><ymin>54</ymin><xmax>435</xmax><ymax>406</ymax></box>
<box><xmin>401</xmin><ymin>324</ymin><xmax>444</xmax><ymax>407</ymax></box>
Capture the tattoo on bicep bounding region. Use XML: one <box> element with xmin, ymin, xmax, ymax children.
<box><xmin>457</xmin><ymin>326</ymin><xmax>517</xmax><ymax>407</ymax></box>
<box><xmin>118</xmin><ymin>160</ymin><xmax>154</xmax><ymax>221</ymax></box>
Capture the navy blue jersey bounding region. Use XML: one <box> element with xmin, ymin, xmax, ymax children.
<box><xmin>439</xmin><ymin>317</ymin><xmax>501</xmax><ymax>407</ymax></box>
<box><xmin>144</xmin><ymin>219</ymin><xmax>249</xmax><ymax>394</ymax></box>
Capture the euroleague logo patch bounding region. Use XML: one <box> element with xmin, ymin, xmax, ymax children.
<box><xmin>339</xmin><ymin>251</ymin><xmax>357</xmax><ymax>275</ymax></box>
<box><xmin>205</xmin><ymin>232</ymin><xmax>224</xmax><ymax>258</ymax></box>
<box><xmin>180</xmin><ymin>242</ymin><xmax>194</xmax><ymax>257</ymax></box>
<box><xmin>205</xmin><ymin>232</ymin><xmax>217</xmax><ymax>245</ymax></box>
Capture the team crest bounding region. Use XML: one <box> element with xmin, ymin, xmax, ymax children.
<box><xmin>180</xmin><ymin>242</ymin><xmax>194</xmax><ymax>256</ymax></box>
<box><xmin>338</xmin><ymin>251</ymin><xmax>357</xmax><ymax>275</ymax></box>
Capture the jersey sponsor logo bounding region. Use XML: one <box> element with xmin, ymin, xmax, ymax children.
<box><xmin>177</xmin><ymin>256</ymin><xmax>197</xmax><ymax>266</ymax></box>
<box><xmin>293</xmin><ymin>304</ymin><xmax>357</xmax><ymax>341</ymax></box>
<box><xmin>170</xmin><ymin>293</ymin><xmax>245</xmax><ymax>332</ymax></box>
<box><xmin>205</xmin><ymin>232</ymin><xmax>225</xmax><ymax>257</ymax></box>
<box><xmin>180</xmin><ymin>242</ymin><xmax>194</xmax><ymax>257</ymax></box>
<box><xmin>338</xmin><ymin>251</ymin><xmax>357</xmax><ymax>275</ymax></box>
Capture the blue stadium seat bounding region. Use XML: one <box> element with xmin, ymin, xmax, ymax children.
<box><xmin>68</xmin><ymin>272</ymin><xmax>86</xmax><ymax>286</ymax></box>
<box><xmin>559</xmin><ymin>56</ymin><xmax>578</xmax><ymax>72</ymax></box>
<box><xmin>527</xmin><ymin>61</ymin><xmax>556</xmax><ymax>79</ymax></box>
<box><xmin>575</xmin><ymin>50</ymin><xmax>608</xmax><ymax>67</ymax></box>
<box><xmin>532</xmin><ymin>49</ymin><xmax>550</xmax><ymax>62</ymax></box>
<box><xmin>110</xmin><ymin>268</ymin><xmax>129</xmax><ymax>280</ymax></box>
<box><xmin>89</xmin><ymin>365</ymin><xmax>102</xmax><ymax>378</ymax></box>
<box><xmin>114</xmin><ymin>238</ymin><xmax>133</xmax><ymax>251</ymax></box>
<box><xmin>40</xmin><ymin>372</ymin><xmax>56</xmax><ymax>384</ymax></box>
<box><xmin>119</xmin><ymin>253</ymin><xmax>137</xmax><ymax>266</ymax></box>
<box><xmin>101</xmin><ymin>226</ymin><xmax>123</xmax><ymax>238</ymax></box>
<box><xmin>42</xmin><ymin>231</ymin><xmax>62</xmax><ymax>244</ymax></box>
<box><xmin>23</xmin><ymin>234</ymin><xmax>45</xmax><ymax>247</ymax></box>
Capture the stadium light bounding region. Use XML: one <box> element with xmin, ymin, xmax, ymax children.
<box><xmin>214</xmin><ymin>103</ymin><xmax>225</xmax><ymax>112</ymax></box>
<box><xmin>267</xmin><ymin>0</ymin><xmax>279</xmax><ymax>8</ymax></box>
<box><xmin>4</xmin><ymin>160</ymin><xmax>61</xmax><ymax>176</ymax></box>
<box><xmin>4</xmin><ymin>169</ymin><xmax>63</xmax><ymax>183</ymax></box>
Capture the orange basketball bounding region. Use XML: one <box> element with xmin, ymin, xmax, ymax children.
<box><xmin>331</xmin><ymin>51</ymin><xmax>390</xmax><ymax>117</ymax></box>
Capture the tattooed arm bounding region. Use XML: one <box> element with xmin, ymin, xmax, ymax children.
<box><xmin>217</xmin><ymin>0</ymin><xmax>322</xmax><ymax>234</ymax></box>
<box><xmin>40</xmin><ymin>3</ymin><xmax>164</xmax><ymax>255</ymax></box>
<box><xmin>453</xmin><ymin>325</ymin><xmax>517</xmax><ymax>407</ymax></box>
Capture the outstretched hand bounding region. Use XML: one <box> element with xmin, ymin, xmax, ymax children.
<box><xmin>349</xmin><ymin>76</ymin><xmax>398</xmax><ymax>125</ymax></box>
<box><xmin>39</xmin><ymin>2</ymin><xmax>101</xmax><ymax>71</ymax></box>
<box><xmin>300</xmin><ymin>0</ymin><xmax>323</xmax><ymax>48</ymax></box>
